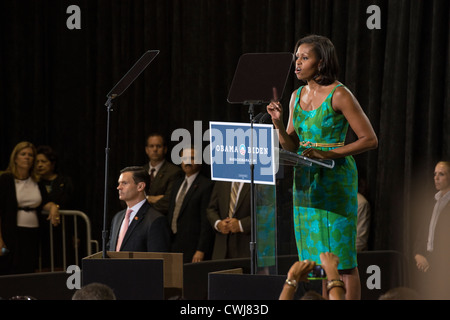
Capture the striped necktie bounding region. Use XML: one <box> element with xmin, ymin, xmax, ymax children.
<box><xmin>228</xmin><ymin>182</ymin><xmax>241</xmax><ymax>218</ymax></box>
<box><xmin>172</xmin><ymin>179</ymin><xmax>188</xmax><ymax>233</ymax></box>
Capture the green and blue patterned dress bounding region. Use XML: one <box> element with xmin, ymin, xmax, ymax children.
<box><xmin>292</xmin><ymin>83</ymin><xmax>358</xmax><ymax>270</ymax></box>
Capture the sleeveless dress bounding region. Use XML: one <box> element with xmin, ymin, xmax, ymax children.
<box><xmin>292</xmin><ymin>83</ymin><xmax>358</xmax><ymax>270</ymax></box>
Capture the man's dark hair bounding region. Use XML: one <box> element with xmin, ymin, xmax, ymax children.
<box><xmin>145</xmin><ymin>132</ymin><xmax>167</xmax><ymax>147</ymax></box>
<box><xmin>120</xmin><ymin>166</ymin><xmax>150</xmax><ymax>193</ymax></box>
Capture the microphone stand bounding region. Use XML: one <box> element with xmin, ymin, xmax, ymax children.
<box><xmin>226</xmin><ymin>52</ymin><xmax>293</xmax><ymax>274</ymax></box>
<box><xmin>244</xmin><ymin>100</ymin><xmax>262</xmax><ymax>275</ymax></box>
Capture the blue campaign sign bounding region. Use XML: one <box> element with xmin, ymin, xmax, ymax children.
<box><xmin>209</xmin><ymin>121</ymin><xmax>277</xmax><ymax>185</ymax></box>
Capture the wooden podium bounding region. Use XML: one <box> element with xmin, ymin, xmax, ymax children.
<box><xmin>82</xmin><ymin>251</ymin><xmax>183</xmax><ymax>300</ymax></box>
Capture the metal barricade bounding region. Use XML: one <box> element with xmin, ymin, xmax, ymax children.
<box><xmin>41</xmin><ymin>210</ymin><xmax>99</xmax><ymax>271</ymax></box>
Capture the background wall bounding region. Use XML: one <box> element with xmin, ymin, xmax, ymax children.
<box><xmin>0</xmin><ymin>0</ymin><xmax>449</xmax><ymax>261</ymax></box>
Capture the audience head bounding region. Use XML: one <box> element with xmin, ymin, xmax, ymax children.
<box><xmin>72</xmin><ymin>282</ymin><xmax>116</xmax><ymax>300</ymax></box>
<box><xmin>300</xmin><ymin>290</ymin><xmax>326</xmax><ymax>300</ymax></box>
<box><xmin>378</xmin><ymin>287</ymin><xmax>420</xmax><ymax>300</ymax></box>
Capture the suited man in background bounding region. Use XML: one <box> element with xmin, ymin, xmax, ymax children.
<box><xmin>108</xmin><ymin>166</ymin><xmax>170</xmax><ymax>252</ymax></box>
<box><xmin>206</xmin><ymin>181</ymin><xmax>251</xmax><ymax>259</ymax></box>
<box><xmin>143</xmin><ymin>133</ymin><xmax>183</xmax><ymax>215</ymax></box>
<box><xmin>167</xmin><ymin>147</ymin><xmax>215</xmax><ymax>263</ymax></box>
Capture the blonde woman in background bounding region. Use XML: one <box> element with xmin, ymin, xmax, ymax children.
<box><xmin>0</xmin><ymin>141</ymin><xmax>60</xmax><ymax>275</ymax></box>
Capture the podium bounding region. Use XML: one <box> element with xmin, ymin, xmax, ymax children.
<box><xmin>82</xmin><ymin>251</ymin><xmax>183</xmax><ymax>300</ymax></box>
<box><xmin>253</xmin><ymin>148</ymin><xmax>334</xmax><ymax>274</ymax></box>
<box><xmin>207</xmin><ymin>149</ymin><xmax>335</xmax><ymax>299</ymax></box>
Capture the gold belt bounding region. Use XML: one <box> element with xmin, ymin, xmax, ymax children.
<box><xmin>300</xmin><ymin>141</ymin><xmax>344</xmax><ymax>148</ymax></box>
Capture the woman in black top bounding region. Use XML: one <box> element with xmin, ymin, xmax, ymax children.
<box><xmin>0</xmin><ymin>142</ymin><xmax>60</xmax><ymax>274</ymax></box>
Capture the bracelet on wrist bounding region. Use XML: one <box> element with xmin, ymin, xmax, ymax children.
<box><xmin>285</xmin><ymin>278</ymin><xmax>298</xmax><ymax>290</ymax></box>
<box><xmin>326</xmin><ymin>279</ymin><xmax>346</xmax><ymax>293</ymax></box>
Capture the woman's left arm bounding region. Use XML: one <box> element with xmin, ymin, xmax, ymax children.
<box><xmin>304</xmin><ymin>86</ymin><xmax>378</xmax><ymax>159</ymax></box>
<box><xmin>43</xmin><ymin>202</ymin><xmax>60</xmax><ymax>227</ymax></box>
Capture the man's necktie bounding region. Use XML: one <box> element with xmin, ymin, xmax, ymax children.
<box><xmin>171</xmin><ymin>179</ymin><xmax>188</xmax><ymax>233</ymax></box>
<box><xmin>116</xmin><ymin>209</ymin><xmax>132</xmax><ymax>251</ymax></box>
<box><xmin>228</xmin><ymin>182</ymin><xmax>241</xmax><ymax>218</ymax></box>
<box><xmin>149</xmin><ymin>168</ymin><xmax>156</xmax><ymax>187</ymax></box>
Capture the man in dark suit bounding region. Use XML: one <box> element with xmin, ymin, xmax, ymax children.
<box><xmin>108</xmin><ymin>166</ymin><xmax>170</xmax><ymax>252</ymax></box>
<box><xmin>206</xmin><ymin>181</ymin><xmax>251</xmax><ymax>259</ymax></box>
<box><xmin>143</xmin><ymin>133</ymin><xmax>183</xmax><ymax>215</ymax></box>
<box><xmin>167</xmin><ymin>147</ymin><xmax>215</xmax><ymax>263</ymax></box>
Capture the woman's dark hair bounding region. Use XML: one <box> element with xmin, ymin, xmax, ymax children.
<box><xmin>120</xmin><ymin>166</ymin><xmax>151</xmax><ymax>193</ymax></box>
<box><xmin>294</xmin><ymin>35</ymin><xmax>339</xmax><ymax>85</ymax></box>
<box><xmin>36</xmin><ymin>145</ymin><xmax>58</xmax><ymax>171</ymax></box>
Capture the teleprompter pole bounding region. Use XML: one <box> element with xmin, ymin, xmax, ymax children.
<box><xmin>101</xmin><ymin>51</ymin><xmax>159</xmax><ymax>258</ymax></box>
<box><xmin>102</xmin><ymin>95</ymin><xmax>114</xmax><ymax>258</ymax></box>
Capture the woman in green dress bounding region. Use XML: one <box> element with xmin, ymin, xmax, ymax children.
<box><xmin>267</xmin><ymin>35</ymin><xmax>378</xmax><ymax>299</ymax></box>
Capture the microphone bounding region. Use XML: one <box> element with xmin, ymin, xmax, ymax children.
<box><xmin>260</xmin><ymin>113</ymin><xmax>272</xmax><ymax>124</ymax></box>
<box><xmin>253</xmin><ymin>112</ymin><xmax>264</xmax><ymax>123</ymax></box>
